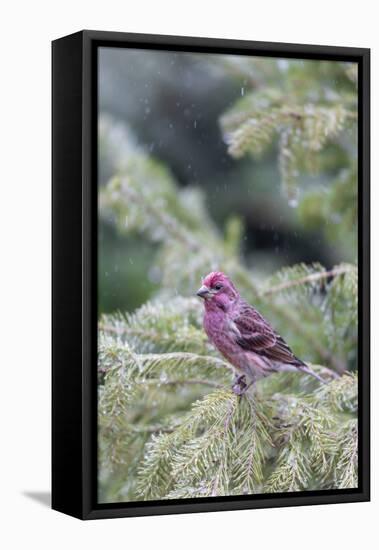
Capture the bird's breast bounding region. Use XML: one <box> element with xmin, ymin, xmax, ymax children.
<box><xmin>203</xmin><ymin>311</ymin><xmax>240</xmax><ymax>360</ymax></box>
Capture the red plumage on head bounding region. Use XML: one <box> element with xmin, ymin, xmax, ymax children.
<box><xmin>202</xmin><ymin>271</ymin><xmax>236</xmax><ymax>291</ymax></box>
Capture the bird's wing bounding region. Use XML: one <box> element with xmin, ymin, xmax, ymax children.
<box><xmin>232</xmin><ymin>302</ymin><xmax>302</xmax><ymax>365</ymax></box>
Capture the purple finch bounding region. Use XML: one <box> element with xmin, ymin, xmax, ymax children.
<box><xmin>196</xmin><ymin>271</ymin><xmax>326</xmax><ymax>394</ymax></box>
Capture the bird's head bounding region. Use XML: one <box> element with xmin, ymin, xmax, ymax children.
<box><xmin>196</xmin><ymin>271</ymin><xmax>238</xmax><ymax>310</ymax></box>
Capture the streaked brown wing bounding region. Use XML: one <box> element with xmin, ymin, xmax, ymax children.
<box><xmin>233</xmin><ymin>302</ymin><xmax>301</xmax><ymax>365</ymax></box>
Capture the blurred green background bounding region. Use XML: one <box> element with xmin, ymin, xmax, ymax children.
<box><xmin>98</xmin><ymin>49</ymin><xmax>357</xmax><ymax>314</ymax></box>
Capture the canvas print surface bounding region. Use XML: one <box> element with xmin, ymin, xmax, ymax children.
<box><xmin>97</xmin><ymin>47</ymin><xmax>358</xmax><ymax>504</ymax></box>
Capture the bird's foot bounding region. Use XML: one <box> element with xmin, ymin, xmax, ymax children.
<box><xmin>232</xmin><ymin>374</ymin><xmax>248</xmax><ymax>396</ymax></box>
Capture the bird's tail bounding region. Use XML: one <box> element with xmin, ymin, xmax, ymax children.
<box><xmin>297</xmin><ymin>363</ymin><xmax>327</xmax><ymax>384</ymax></box>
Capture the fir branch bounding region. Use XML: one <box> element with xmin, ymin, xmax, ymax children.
<box><xmin>138</xmin><ymin>351</ymin><xmax>233</xmax><ymax>374</ymax></box>
<box><xmin>141</xmin><ymin>378</ymin><xmax>224</xmax><ymax>390</ymax></box>
<box><xmin>333</xmin><ymin>419</ymin><xmax>358</xmax><ymax>488</ymax></box>
<box><xmin>261</xmin><ymin>265</ymin><xmax>351</xmax><ymax>296</ymax></box>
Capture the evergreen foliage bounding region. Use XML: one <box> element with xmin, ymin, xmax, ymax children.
<box><xmin>98</xmin><ymin>58</ymin><xmax>358</xmax><ymax>503</ymax></box>
<box><xmin>219</xmin><ymin>58</ymin><xmax>358</xmax><ymax>254</ymax></box>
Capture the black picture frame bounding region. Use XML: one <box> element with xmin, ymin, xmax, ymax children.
<box><xmin>52</xmin><ymin>30</ymin><xmax>370</xmax><ymax>520</ymax></box>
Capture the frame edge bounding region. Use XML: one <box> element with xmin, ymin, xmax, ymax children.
<box><xmin>52</xmin><ymin>31</ymin><xmax>86</xmax><ymax>520</ymax></box>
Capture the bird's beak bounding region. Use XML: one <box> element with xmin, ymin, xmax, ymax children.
<box><xmin>196</xmin><ymin>285</ymin><xmax>211</xmax><ymax>299</ymax></box>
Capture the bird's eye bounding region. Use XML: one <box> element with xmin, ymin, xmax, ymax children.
<box><xmin>214</xmin><ymin>283</ymin><xmax>223</xmax><ymax>291</ymax></box>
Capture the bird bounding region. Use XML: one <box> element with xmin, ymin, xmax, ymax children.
<box><xmin>196</xmin><ymin>271</ymin><xmax>326</xmax><ymax>395</ymax></box>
